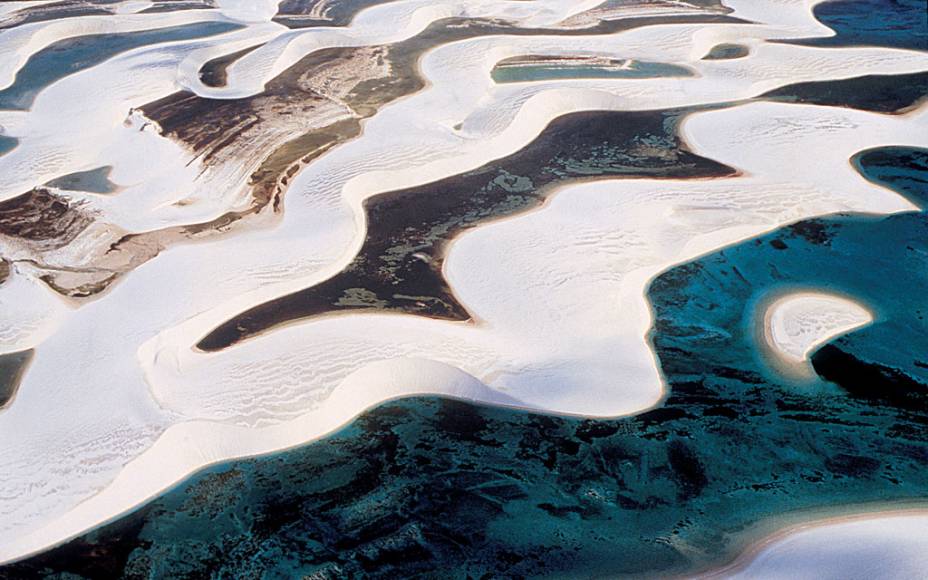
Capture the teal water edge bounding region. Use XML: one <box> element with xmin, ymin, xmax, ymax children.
<box><xmin>0</xmin><ymin>135</ymin><xmax>17</xmax><ymax>158</ymax></box>
<box><xmin>784</xmin><ymin>0</ymin><xmax>927</xmax><ymax>50</ymax></box>
<box><xmin>491</xmin><ymin>60</ymin><xmax>693</xmax><ymax>83</ymax></box>
<box><xmin>3</xmin><ymin>147</ymin><xmax>925</xmax><ymax>579</ymax></box>
<box><xmin>0</xmin><ymin>21</ymin><xmax>243</xmax><ymax>111</ymax></box>
<box><xmin>0</xmin><ymin>350</ymin><xmax>32</xmax><ymax>409</ymax></box>
<box><xmin>702</xmin><ymin>43</ymin><xmax>749</xmax><ymax>60</ymax></box>
<box><xmin>760</xmin><ymin>70</ymin><xmax>928</xmax><ymax>114</ymax></box>
<box><xmin>2</xmin><ymin>0</ymin><xmax>925</xmax><ymax>574</ymax></box>
<box><xmin>854</xmin><ymin>146</ymin><xmax>928</xmax><ymax>208</ymax></box>
<box><xmin>44</xmin><ymin>166</ymin><xmax>118</xmax><ymax>195</ymax></box>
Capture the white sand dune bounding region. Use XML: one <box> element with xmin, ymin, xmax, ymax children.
<box><xmin>0</xmin><ymin>0</ymin><xmax>926</xmax><ymax>568</ymax></box>
<box><xmin>0</xmin><ymin>9</ymin><xmax>237</xmax><ymax>92</ymax></box>
<box><xmin>0</xmin><ymin>267</ymin><xmax>69</xmax><ymax>355</ymax></box>
<box><xmin>172</xmin><ymin>0</ymin><xmax>606</xmax><ymax>99</ymax></box>
<box><xmin>702</xmin><ymin>512</ymin><xmax>928</xmax><ymax>580</ymax></box>
<box><xmin>762</xmin><ymin>291</ymin><xmax>874</xmax><ymax>377</ymax></box>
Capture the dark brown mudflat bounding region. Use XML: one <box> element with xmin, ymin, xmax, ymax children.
<box><xmin>198</xmin><ymin>106</ymin><xmax>736</xmax><ymax>351</ymax></box>
<box><xmin>0</xmin><ymin>188</ymin><xmax>91</xmax><ymax>249</ymax></box>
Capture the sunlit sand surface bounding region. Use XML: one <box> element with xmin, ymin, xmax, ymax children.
<box><xmin>0</xmin><ymin>0</ymin><xmax>925</xmax><ymax>575</ymax></box>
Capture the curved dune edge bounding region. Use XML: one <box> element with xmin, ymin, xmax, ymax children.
<box><xmin>0</xmin><ymin>267</ymin><xmax>70</xmax><ymax>356</ymax></box>
<box><xmin>695</xmin><ymin>507</ymin><xmax>928</xmax><ymax>580</ymax></box>
<box><xmin>759</xmin><ymin>289</ymin><xmax>874</xmax><ymax>379</ymax></box>
<box><xmin>0</xmin><ymin>9</ymin><xmax>240</xmax><ymax>92</ymax></box>
<box><xmin>2</xmin><ymin>100</ymin><xmax>925</xmax><ymax>565</ymax></box>
<box><xmin>0</xmin><ymin>1</ymin><xmax>779</xmax><ymax>300</ymax></box>
<box><xmin>0</xmin><ymin>3</ymin><xmax>858</xmax><ymax>366</ymax></box>
<box><xmin>1</xmin><ymin>0</ymin><xmax>925</xmax><ymax>295</ymax></box>
<box><xmin>0</xmin><ymin>0</ymin><xmax>927</xmax><ymax>567</ymax></box>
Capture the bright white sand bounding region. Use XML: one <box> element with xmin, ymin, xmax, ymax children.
<box><xmin>763</xmin><ymin>291</ymin><xmax>873</xmax><ymax>376</ymax></box>
<box><xmin>704</xmin><ymin>512</ymin><xmax>928</xmax><ymax>580</ymax></box>
<box><xmin>0</xmin><ymin>266</ymin><xmax>69</xmax><ymax>355</ymax></box>
<box><xmin>0</xmin><ymin>0</ymin><xmax>926</xmax><ymax>567</ymax></box>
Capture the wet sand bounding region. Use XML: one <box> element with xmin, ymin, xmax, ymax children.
<box><xmin>0</xmin><ymin>188</ymin><xmax>92</xmax><ymax>250</ymax></box>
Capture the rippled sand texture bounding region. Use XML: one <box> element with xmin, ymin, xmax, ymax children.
<box><xmin>0</xmin><ymin>0</ymin><xmax>925</xmax><ymax>573</ymax></box>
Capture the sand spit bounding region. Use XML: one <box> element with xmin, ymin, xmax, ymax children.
<box><xmin>0</xmin><ymin>0</ymin><xmax>926</xmax><ymax>568</ymax></box>
<box><xmin>760</xmin><ymin>290</ymin><xmax>874</xmax><ymax>379</ymax></box>
<box><xmin>197</xmin><ymin>42</ymin><xmax>264</xmax><ymax>87</ymax></box>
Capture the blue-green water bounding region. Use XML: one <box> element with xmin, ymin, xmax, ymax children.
<box><xmin>0</xmin><ymin>350</ymin><xmax>32</xmax><ymax>409</ymax></box>
<box><xmin>45</xmin><ymin>166</ymin><xmax>117</xmax><ymax>194</ymax></box>
<box><xmin>5</xmin><ymin>149</ymin><xmax>926</xmax><ymax>578</ymax></box>
<box><xmin>0</xmin><ymin>135</ymin><xmax>16</xmax><ymax>157</ymax></box>
<box><xmin>0</xmin><ymin>1</ymin><xmax>120</xmax><ymax>32</ymax></box>
<box><xmin>760</xmin><ymin>70</ymin><xmax>928</xmax><ymax>114</ymax></box>
<box><xmin>702</xmin><ymin>43</ymin><xmax>749</xmax><ymax>60</ymax></box>
<box><xmin>0</xmin><ymin>21</ymin><xmax>242</xmax><ymax>111</ymax></box>
<box><xmin>854</xmin><ymin>146</ymin><xmax>928</xmax><ymax>208</ymax></box>
<box><xmin>491</xmin><ymin>60</ymin><xmax>693</xmax><ymax>83</ymax></box>
<box><xmin>788</xmin><ymin>0</ymin><xmax>927</xmax><ymax>50</ymax></box>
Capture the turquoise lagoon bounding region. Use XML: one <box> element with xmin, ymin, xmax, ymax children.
<box><xmin>491</xmin><ymin>59</ymin><xmax>693</xmax><ymax>83</ymax></box>
<box><xmin>0</xmin><ymin>21</ymin><xmax>242</xmax><ymax>111</ymax></box>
